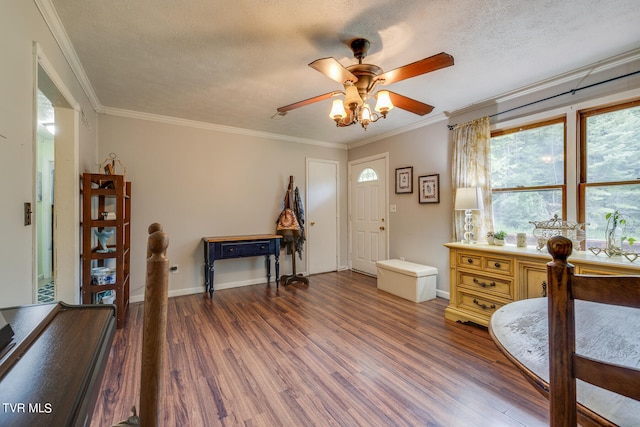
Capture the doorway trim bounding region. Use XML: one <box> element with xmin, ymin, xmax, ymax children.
<box><xmin>348</xmin><ymin>152</ymin><xmax>390</xmax><ymax>272</ymax></box>
<box><xmin>34</xmin><ymin>43</ymin><xmax>81</xmax><ymax>304</ymax></box>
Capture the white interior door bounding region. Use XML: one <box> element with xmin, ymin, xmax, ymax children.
<box><xmin>350</xmin><ymin>156</ymin><xmax>387</xmax><ymax>275</ymax></box>
<box><xmin>306</xmin><ymin>159</ymin><xmax>338</xmax><ymax>274</ymax></box>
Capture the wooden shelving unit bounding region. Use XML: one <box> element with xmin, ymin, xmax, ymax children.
<box><xmin>81</xmin><ymin>173</ymin><xmax>131</xmax><ymax>328</ymax></box>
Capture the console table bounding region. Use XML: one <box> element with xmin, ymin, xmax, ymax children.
<box><xmin>0</xmin><ymin>302</ymin><xmax>115</xmax><ymax>427</ymax></box>
<box><xmin>203</xmin><ymin>234</ymin><xmax>281</xmax><ymax>297</ymax></box>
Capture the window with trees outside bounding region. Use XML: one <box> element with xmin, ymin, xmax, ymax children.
<box><xmin>490</xmin><ymin>118</ymin><xmax>566</xmax><ymax>243</ymax></box>
<box><xmin>579</xmin><ymin>99</ymin><xmax>640</xmax><ymax>251</ymax></box>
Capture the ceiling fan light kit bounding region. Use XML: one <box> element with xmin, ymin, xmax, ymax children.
<box><xmin>277</xmin><ymin>38</ymin><xmax>454</xmax><ymax>131</ymax></box>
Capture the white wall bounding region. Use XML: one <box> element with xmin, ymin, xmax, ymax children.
<box><xmin>0</xmin><ymin>1</ymin><xmax>98</xmax><ymax>307</ymax></box>
<box><xmin>97</xmin><ymin>114</ymin><xmax>348</xmax><ymax>301</ymax></box>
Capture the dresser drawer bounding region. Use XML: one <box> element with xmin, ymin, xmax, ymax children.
<box><xmin>457</xmin><ymin>253</ymin><xmax>482</xmax><ymax>270</ymax></box>
<box><xmin>458</xmin><ymin>272</ymin><xmax>513</xmax><ymax>300</ymax></box>
<box><xmin>456</xmin><ymin>291</ymin><xmax>505</xmax><ymax>319</ymax></box>
<box><xmin>483</xmin><ymin>256</ymin><xmax>513</xmax><ymax>275</ymax></box>
<box><xmin>221</xmin><ymin>241</ymin><xmax>272</xmax><ymax>258</ymax></box>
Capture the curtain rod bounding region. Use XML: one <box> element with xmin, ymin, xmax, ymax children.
<box><xmin>447</xmin><ymin>69</ymin><xmax>640</xmax><ymax>130</ymax></box>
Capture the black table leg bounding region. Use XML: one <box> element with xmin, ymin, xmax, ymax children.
<box><xmin>265</xmin><ymin>255</ymin><xmax>271</xmax><ymax>283</ymax></box>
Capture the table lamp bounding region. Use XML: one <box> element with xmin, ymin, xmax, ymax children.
<box><xmin>455</xmin><ymin>187</ymin><xmax>483</xmax><ymax>243</ymax></box>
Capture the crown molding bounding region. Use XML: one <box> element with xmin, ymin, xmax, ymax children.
<box><xmin>34</xmin><ymin>0</ymin><xmax>103</xmax><ymax>113</ymax></box>
<box><xmin>448</xmin><ymin>47</ymin><xmax>640</xmax><ymax>117</ymax></box>
<box><xmin>102</xmin><ymin>107</ymin><xmax>347</xmax><ymax>149</ymax></box>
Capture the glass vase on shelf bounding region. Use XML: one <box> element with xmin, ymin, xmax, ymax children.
<box><xmin>604</xmin><ymin>210</ymin><xmax>626</xmax><ymax>256</ymax></box>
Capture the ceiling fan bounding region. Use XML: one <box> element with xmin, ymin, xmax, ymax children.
<box><xmin>276</xmin><ymin>38</ymin><xmax>454</xmax><ymax>130</ymax></box>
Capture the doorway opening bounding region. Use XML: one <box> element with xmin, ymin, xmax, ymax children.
<box><xmin>36</xmin><ymin>85</ymin><xmax>56</xmax><ymax>303</ymax></box>
<box><xmin>35</xmin><ymin>56</ymin><xmax>77</xmax><ymax>304</ymax></box>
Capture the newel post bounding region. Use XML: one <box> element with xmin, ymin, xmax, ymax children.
<box><xmin>139</xmin><ymin>223</ymin><xmax>169</xmax><ymax>427</ymax></box>
<box><xmin>546</xmin><ymin>235</ymin><xmax>576</xmax><ymax>427</ymax></box>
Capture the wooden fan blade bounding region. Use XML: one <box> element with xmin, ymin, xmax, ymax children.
<box><xmin>309</xmin><ymin>58</ymin><xmax>358</xmax><ymax>84</ymax></box>
<box><xmin>387</xmin><ymin>91</ymin><xmax>434</xmax><ymax>116</ymax></box>
<box><xmin>376</xmin><ymin>52</ymin><xmax>454</xmax><ymax>85</ymax></box>
<box><xmin>277</xmin><ymin>91</ymin><xmax>343</xmax><ymax>113</ymax></box>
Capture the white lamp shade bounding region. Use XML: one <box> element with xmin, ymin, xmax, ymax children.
<box><xmin>361</xmin><ymin>103</ymin><xmax>371</xmax><ymax>121</ymax></box>
<box><xmin>455</xmin><ymin>187</ymin><xmax>483</xmax><ymax>211</ymax></box>
<box><xmin>344</xmin><ymin>85</ymin><xmax>363</xmax><ymax>107</ymax></box>
<box><xmin>375</xmin><ymin>90</ymin><xmax>394</xmax><ymax>113</ymax></box>
<box><xmin>329</xmin><ymin>99</ymin><xmax>346</xmax><ymax>119</ymax></box>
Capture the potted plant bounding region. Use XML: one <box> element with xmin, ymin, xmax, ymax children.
<box><xmin>493</xmin><ymin>231</ymin><xmax>507</xmax><ymax>246</ymax></box>
<box><xmin>486</xmin><ymin>231</ymin><xmax>495</xmax><ymax>245</ymax></box>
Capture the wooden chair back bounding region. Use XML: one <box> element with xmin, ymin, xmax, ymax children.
<box><xmin>546</xmin><ymin>236</ymin><xmax>640</xmax><ymax>426</ymax></box>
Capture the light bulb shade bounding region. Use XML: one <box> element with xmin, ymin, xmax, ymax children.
<box><xmin>361</xmin><ymin>103</ymin><xmax>371</xmax><ymax>122</ymax></box>
<box><xmin>344</xmin><ymin>85</ymin><xmax>363</xmax><ymax>108</ymax></box>
<box><xmin>329</xmin><ymin>99</ymin><xmax>346</xmax><ymax>120</ymax></box>
<box><xmin>375</xmin><ymin>90</ymin><xmax>394</xmax><ymax>113</ymax></box>
<box><xmin>455</xmin><ymin>187</ymin><xmax>484</xmax><ymax>211</ymax></box>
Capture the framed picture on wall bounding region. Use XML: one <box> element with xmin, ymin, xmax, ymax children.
<box><xmin>418</xmin><ymin>174</ymin><xmax>440</xmax><ymax>204</ymax></box>
<box><xmin>395</xmin><ymin>166</ymin><xmax>413</xmax><ymax>194</ymax></box>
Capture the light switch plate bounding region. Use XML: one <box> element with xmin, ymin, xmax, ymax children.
<box><xmin>390</xmin><ymin>204</ymin><xmax>397</xmax><ymax>213</ymax></box>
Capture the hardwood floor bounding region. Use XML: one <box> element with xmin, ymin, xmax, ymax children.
<box><xmin>91</xmin><ymin>271</ymin><xmax>549</xmax><ymax>426</ymax></box>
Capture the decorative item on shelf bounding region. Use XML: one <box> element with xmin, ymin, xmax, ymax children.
<box><xmin>486</xmin><ymin>231</ymin><xmax>494</xmax><ymax>245</ymax></box>
<box><xmin>604</xmin><ymin>210</ymin><xmax>627</xmax><ymax>256</ymax></box>
<box><xmin>455</xmin><ymin>187</ymin><xmax>483</xmax><ymax>244</ymax></box>
<box><xmin>101</xmin><ymin>212</ymin><xmax>116</xmax><ymax>220</ymax></box>
<box><xmin>94</xmin><ymin>228</ymin><xmax>115</xmax><ymax>252</ymax></box>
<box><xmin>99</xmin><ymin>152</ymin><xmax>127</xmax><ymax>178</ymax></box>
<box><xmin>516</xmin><ymin>232</ymin><xmax>527</xmax><ymax>247</ymax></box>
<box><xmin>529</xmin><ymin>214</ymin><xmax>587</xmax><ymax>251</ymax></box>
<box><xmin>589</xmin><ymin>211</ymin><xmax>637</xmax><ymax>259</ymax></box>
<box><xmin>493</xmin><ymin>230</ymin><xmax>507</xmax><ymax>246</ymax></box>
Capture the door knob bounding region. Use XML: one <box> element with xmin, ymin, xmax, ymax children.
<box><xmin>379</xmin><ymin>226</ymin><xmax>385</xmax><ymax>230</ymax></box>
<box><xmin>310</xmin><ymin>221</ymin><xmax>316</xmax><ymax>226</ymax></box>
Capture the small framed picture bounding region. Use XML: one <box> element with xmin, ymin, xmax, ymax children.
<box><xmin>395</xmin><ymin>166</ymin><xmax>413</xmax><ymax>194</ymax></box>
<box><xmin>418</xmin><ymin>174</ymin><xmax>440</xmax><ymax>204</ymax></box>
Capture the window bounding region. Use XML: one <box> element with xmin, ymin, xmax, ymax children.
<box><xmin>579</xmin><ymin>99</ymin><xmax>640</xmax><ymax>250</ymax></box>
<box><xmin>490</xmin><ymin>118</ymin><xmax>566</xmax><ymax>237</ymax></box>
<box><xmin>357</xmin><ymin>167</ymin><xmax>378</xmax><ymax>182</ymax></box>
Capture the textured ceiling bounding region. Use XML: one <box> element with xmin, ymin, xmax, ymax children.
<box><xmin>49</xmin><ymin>0</ymin><xmax>640</xmax><ymax>145</ymax></box>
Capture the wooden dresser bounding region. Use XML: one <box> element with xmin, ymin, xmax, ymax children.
<box><xmin>444</xmin><ymin>242</ymin><xmax>640</xmax><ymax>326</ymax></box>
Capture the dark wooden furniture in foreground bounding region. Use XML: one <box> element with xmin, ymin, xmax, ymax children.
<box><xmin>0</xmin><ymin>302</ymin><xmax>115</xmax><ymax>427</ymax></box>
<box><xmin>490</xmin><ymin>236</ymin><xmax>640</xmax><ymax>427</ymax></box>
<box><xmin>202</xmin><ymin>234</ymin><xmax>281</xmax><ymax>297</ymax></box>
<box><xmin>91</xmin><ymin>271</ymin><xmax>550</xmax><ymax>426</ymax></box>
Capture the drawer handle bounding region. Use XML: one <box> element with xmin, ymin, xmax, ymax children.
<box><xmin>229</xmin><ymin>248</ymin><xmax>235</xmax><ymax>252</ymax></box>
<box><xmin>473</xmin><ymin>299</ymin><xmax>496</xmax><ymax>310</ymax></box>
<box><xmin>473</xmin><ymin>277</ymin><xmax>496</xmax><ymax>288</ymax></box>
<box><xmin>259</xmin><ymin>245</ymin><xmax>266</xmax><ymax>249</ymax></box>
<box><xmin>494</xmin><ymin>262</ymin><xmax>501</xmax><ymax>268</ymax></box>
<box><xmin>467</xmin><ymin>258</ymin><xmax>473</xmax><ymax>264</ymax></box>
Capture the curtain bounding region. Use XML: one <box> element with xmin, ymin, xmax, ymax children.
<box><xmin>452</xmin><ymin>116</ymin><xmax>494</xmax><ymax>242</ymax></box>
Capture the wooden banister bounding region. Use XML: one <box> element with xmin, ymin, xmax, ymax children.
<box><xmin>139</xmin><ymin>223</ymin><xmax>169</xmax><ymax>427</ymax></box>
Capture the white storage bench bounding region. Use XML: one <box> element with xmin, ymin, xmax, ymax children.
<box><xmin>376</xmin><ymin>259</ymin><xmax>438</xmax><ymax>302</ymax></box>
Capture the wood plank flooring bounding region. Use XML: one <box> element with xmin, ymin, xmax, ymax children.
<box><xmin>91</xmin><ymin>271</ymin><xmax>549</xmax><ymax>426</ymax></box>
